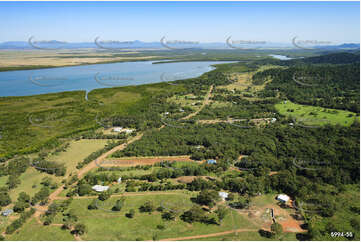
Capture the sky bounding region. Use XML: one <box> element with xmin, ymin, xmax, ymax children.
<box><xmin>0</xmin><ymin>1</ymin><xmax>359</xmax><ymax>44</ymax></box>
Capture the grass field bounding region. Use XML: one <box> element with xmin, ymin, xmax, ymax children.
<box><xmin>8</xmin><ymin>168</ymin><xmax>60</xmax><ymax>201</ymax></box>
<box><xmin>275</xmin><ymin>100</ymin><xmax>358</xmax><ymax>126</ymax></box>
<box><xmin>47</xmin><ymin>192</ymin><xmax>257</xmax><ymax>240</ymax></box>
<box><xmin>6</xmin><ymin>218</ymin><xmax>75</xmax><ymax>241</ymax></box>
<box><xmin>49</xmin><ymin>139</ymin><xmax>110</xmax><ymax>176</ymax></box>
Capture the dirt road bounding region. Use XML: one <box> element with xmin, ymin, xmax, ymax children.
<box><xmin>160</xmin><ymin>228</ymin><xmax>258</xmax><ymax>241</ymax></box>
<box><xmin>22</xmin><ymin>85</ymin><xmax>215</xmax><ymax>236</ymax></box>
<box><xmin>181</xmin><ymin>85</ymin><xmax>213</xmax><ymax>120</ymax></box>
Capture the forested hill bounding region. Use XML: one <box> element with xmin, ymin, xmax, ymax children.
<box><xmin>288</xmin><ymin>52</ymin><xmax>360</xmax><ymax>65</ymax></box>
<box><xmin>253</xmin><ymin>52</ymin><xmax>360</xmax><ymax>66</ymax></box>
<box><xmin>254</xmin><ymin>62</ymin><xmax>360</xmax><ymax>113</ymax></box>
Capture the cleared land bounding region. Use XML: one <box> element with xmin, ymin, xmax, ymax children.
<box><xmin>48</xmin><ymin>192</ymin><xmax>256</xmax><ymax>241</ymax></box>
<box><xmin>49</xmin><ymin>139</ymin><xmax>109</xmax><ymax>176</ymax></box>
<box><xmin>275</xmin><ymin>100</ymin><xmax>358</xmax><ymax>126</ymax></box>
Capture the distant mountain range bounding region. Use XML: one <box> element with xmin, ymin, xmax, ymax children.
<box><xmin>0</xmin><ymin>40</ymin><xmax>359</xmax><ymax>50</ymax></box>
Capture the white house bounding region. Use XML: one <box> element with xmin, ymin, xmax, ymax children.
<box><xmin>117</xmin><ymin>177</ymin><xmax>122</xmax><ymax>183</ymax></box>
<box><xmin>2</xmin><ymin>209</ymin><xmax>13</xmax><ymax>217</ymax></box>
<box><xmin>113</xmin><ymin>127</ymin><xmax>123</xmax><ymax>132</ymax></box>
<box><xmin>218</xmin><ymin>191</ymin><xmax>229</xmax><ymax>201</ymax></box>
<box><xmin>271</xmin><ymin>118</ymin><xmax>277</xmax><ymax>123</ymax></box>
<box><xmin>92</xmin><ymin>185</ymin><xmax>109</xmax><ymax>192</ymax></box>
<box><xmin>113</xmin><ymin>127</ymin><xmax>134</xmax><ymax>134</ymax></box>
<box><xmin>276</xmin><ymin>194</ymin><xmax>290</xmax><ymax>203</ymax></box>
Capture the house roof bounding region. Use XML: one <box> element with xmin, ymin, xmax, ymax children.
<box><xmin>277</xmin><ymin>194</ymin><xmax>290</xmax><ymax>201</ymax></box>
<box><xmin>92</xmin><ymin>185</ymin><xmax>109</xmax><ymax>192</ymax></box>
<box><xmin>218</xmin><ymin>192</ymin><xmax>229</xmax><ymax>198</ymax></box>
<box><xmin>207</xmin><ymin>159</ymin><xmax>217</xmax><ymax>164</ymax></box>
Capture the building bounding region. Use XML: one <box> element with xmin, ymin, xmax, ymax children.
<box><xmin>2</xmin><ymin>209</ymin><xmax>13</xmax><ymax>216</ymax></box>
<box><xmin>276</xmin><ymin>194</ymin><xmax>290</xmax><ymax>203</ymax></box>
<box><xmin>271</xmin><ymin>118</ymin><xmax>277</xmax><ymax>123</ymax></box>
<box><xmin>92</xmin><ymin>185</ymin><xmax>109</xmax><ymax>192</ymax></box>
<box><xmin>113</xmin><ymin>127</ymin><xmax>134</xmax><ymax>134</ymax></box>
<box><xmin>117</xmin><ymin>177</ymin><xmax>122</xmax><ymax>183</ymax></box>
<box><xmin>218</xmin><ymin>192</ymin><xmax>229</xmax><ymax>201</ymax></box>
<box><xmin>207</xmin><ymin>159</ymin><xmax>217</xmax><ymax>165</ymax></box>
<box><xmin>113</xmin><ymin>127</ymin><xmax>123</xmax><ymax>132</ymax></box>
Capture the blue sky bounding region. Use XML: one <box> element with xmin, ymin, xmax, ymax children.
<box><xmin>0</xmin><ymin>1</ymin><xmax>359</xmax><ymax>43</ymax></box>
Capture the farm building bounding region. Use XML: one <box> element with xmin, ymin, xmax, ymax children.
<box><xmin>113</xmin><ymin>127</ymin><xmax>123</xmax><ymax>132</ymax></box>
<box><xmin>276</xmin><ymin>194</ymin><xmax>290</xmax><ymax>203</ymax></box>
<box><xmin>113</xmin><ymin>127</ymin><xmax>134</xmax><ymax>134</ymax></box>
<box><xmin>207</xmin><ymin>159</ymin><xmax>217</xmax><ymax>164</ymax></box>
<box><xmin>2</xmin><ymin>209</ymin><xmax>13</xmax><ymax>216</ymax></box>
<box><xmin>92</xmin><ymin>185</ymin><xmax>109</xmax><ymax>192</ymax></box>
<box><xmin>117</xmin><ymin>177</ymin><xmax>122</xmax><ymax>183</ymax></box>
<box><xmin>218</xmin><ymin>192</ymin><xmax>229</xmax><ymax>201</ymax></box>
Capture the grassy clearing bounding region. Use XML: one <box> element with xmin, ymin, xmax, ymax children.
<box><xmin>50</xmin><ymin>192</ymin><xmax>255</xmax><ymax>240</ymax></box>
<box><xmin>5</xmin><ymin>218</ymin><xmax>75</xmax><ymax>241</ymax></box>
<box><xmin>250</xmin><ymin>193</ymin><xmax>278</xmax><ymax>208</ymax></box>
<box><xmin>49</xmin><ymin>139</ymin><xmax>109</xmax><ymax>176</ymax></box>
<box><xmin>167</xmin><ymin>94</ymin><xmax>203</xmax><ymax>110</ymax></box>
<box><xmin>8</xmin><ymin>168</ymin><xmax>61</xmax><ymax>201</ymax></box>
<box><xmin>275</xmin><ymin>100</ymin><xmax>358</xmax><ymax>126</ymax></box>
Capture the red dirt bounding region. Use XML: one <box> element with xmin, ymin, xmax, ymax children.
<box><xmin>102</xmin><ymin>155</ymin><xmax>194</xmax><ymax>167</ymax></box>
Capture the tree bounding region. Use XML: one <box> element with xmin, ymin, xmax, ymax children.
<box><xmin>112</xmin><ymin>199</ymin><xmax>123</xmax><ymax>211</ymax></box>
<box><xmin>139</xmin><ymin>201</ymin><xmax>155</xmax><ymax>213</ymax></box>
<box><xmin>162</xmin><ymin>210</ymin><xmax>176</xmax><ymax>221</ymax></box>
<box><xmin>215</xmin><ymin>206</ymin><xmax>228</xmax><ymax>224</ymax></box>
<box><xmin>18</xmin><ymin>192</ymin><xmax>30</xmax><ymax>203</ymax></box>
<box><xmin>126</xmin><ymin>209</ymin><xmax>135</xmax><ymax>218</ymax></box>
<box><xmin>98</xmin><ymin>191</ymin><xmax>111</xmax><ymax>201</ymax></box>
<box><xmin>78</xmin><ymin>184</ymin><xmax>92</xmax><ymax>196</ymax></box>
<box><xmin>271</xmin><ymin>222</ymin><xmax>283</xmax><ymax>239</ymax></box>
<box><xmin>195</xmin><ymin>190</ymin><xmax>220</xmax><ymax>208</ymax></box>
<box><xmin>181</xmin><ymin>205</ymin><xmax>206</xmax><ymax>223</ymax></box>
<box><xmin>73</xmin><ymin>223</ymin><xmax>87</xmax><ymax>235</ymax></box>
<box><xmin>0</xmin><ymin>192</ymin><xmax>11</xmax><ymax>206</ymax></box>
<box><xmin>13</xmin><ymin>201</ymin><xmax>28</xmax><ymax>213</ymax></box>
<box><xmin>87</xmin><ymin>199</ymin><xmax>98</xmax><ymax>210</ymax></box>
